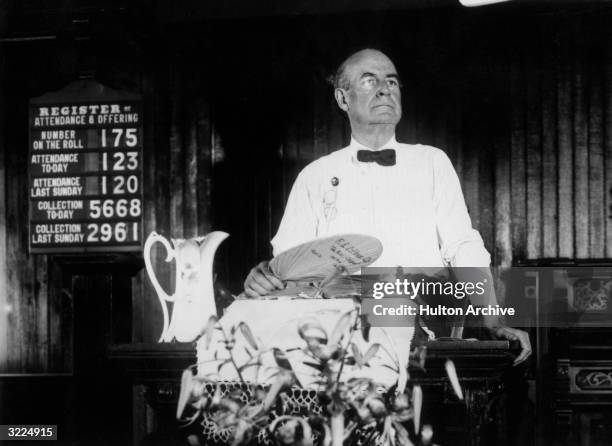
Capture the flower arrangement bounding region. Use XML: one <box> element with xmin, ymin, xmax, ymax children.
<box><xmin>177</xmin><ymin>310</ymin><xmax>462</xmax><ymax>446</ymax></box>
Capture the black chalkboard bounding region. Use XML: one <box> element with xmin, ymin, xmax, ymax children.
<box><xmin>28</xmin><ymin>80</ymin><xmax>143</xmax><ymax>253</ymax></box>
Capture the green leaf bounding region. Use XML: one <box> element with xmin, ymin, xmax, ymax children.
<box><xmin>298</xmin><ymin>319</ymin><xmax>328</xmax><ymax>345</ymax></box>
<box><xmin>273</xmin><ymin>348</ymin><xmax>293</xmax><ymax>370</ymax></box>
<box><xmin>360</xmin><ymin>314</ymin><xmax>371</xmax><ymax>342</ymax></box>
<box><xmin>350</xmin><ymin>343</ymin><xmax>363</xmax><ymax>366</ymax></box>
<box><xmin>179</xmin><ymin>411</ymin><xmax>202</xmax><ymax>427</ymax></box>
<box><xmin>445</xmin><ymin>359</ymin><xmax>463</xmax><ymax>400</ymax></box>
<box><xmin>344</xmin><ymin>357</ymin><xmax>356</xmax><ymax>366</ymax></box>
<box><xmin>412</xmin><ymin>385</ymin><xmax>422</xmax><ymax>434</ymax></box>
<box><xmin>362</xmin><ymin>343</ymin><xmax>381</xmax><ymax>365</ymax></box>
<box><xmin>320</xmin><ymin>422</ymin><xmax>332</xmax><ymax>446</ymax></box>
<box><xmin>302</xmin><ymin>361</ymin><xmax>325</xmax><ymax>371</ymax></box>
<box><xmin>201</xmin><ymin>315</ymin><xmax>219</xmax><ymax>349</ymax></box>
<box><xmin>177</xmin><ymin>369</ymin><xmax>195</xmax><ymax>420</ymax></box>
<box><xmin>330</xmin><ymin>310</ymin><xmax>354</xmax><ymax>346</ymax></box>
<box><xmin>309</xmin><ymin>345</ymin><xmax>333</xmax><ymax>361</ymax></box>
<box><xmin>238</xmin><ymin>322</ymin><xmax>259</xmax><ymax>350</ymax></box>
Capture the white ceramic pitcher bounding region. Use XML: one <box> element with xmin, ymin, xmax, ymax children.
<box><xmin>144</xmin><ymin>231</ymin><xmax>229</xmax><ymax>342</ymax></box>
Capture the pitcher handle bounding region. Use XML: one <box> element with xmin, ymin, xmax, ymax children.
<box><xmin>144</xmin><ymin>231</ymin><xmax>176</xmax><ymax>342</ymax></box>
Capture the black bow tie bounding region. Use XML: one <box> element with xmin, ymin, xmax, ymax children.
<box><xmin>356</xmin><ymin>148</ymin><xmax>396</xmax><ymax>166</ymax></box>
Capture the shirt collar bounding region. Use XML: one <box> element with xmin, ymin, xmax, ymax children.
<box><xmin>349</xmin><ymin>135</ymin><xmax>398</xmax><ymax>151</ymax></box>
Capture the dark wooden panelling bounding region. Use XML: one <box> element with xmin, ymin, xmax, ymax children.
<box><xmin>541</xmin><ymin>24</ymin><xmax>558</xmax><ymax>259</ymax></box>
<box><xmin>0</xmin><ymin>49</ymin><xmax>6</xmax><ymax>371</ymax></box>
<box><xmin>557</xmin><ymin>25</ymin><xmax>574</xmax><ymax>259</ymax></box>
<box><xmin>169</xmin><ymin>70</ymin><xmax>185</xmax><ymax>240</ymax></box>
<box><xmin>184</xmin><ymin>74</ymin><xmax>199</xmax><ymax>238</ymax></box>
<box><xmin>494</xmin><ymin>132</ymin><xmax>512</xmax><ymax>268</ymax></box>
<box><xmin>589</xmin><ymin>63</ymin><xmax>605</xmax><ymax>258</ymax></box>
<box><xmin>6</xmin><ymin>117</ymin><xmax>27</xmax><ymax>371</ymax></box>
<box><xmin>511</xmin><ymin>59</ymin><xmax>527</xmax><ymax>261</ymax></box>
<box><xmin>526</xmin><ymin>39</ymin><xmax>543</xmax><ymax>260</ymax></box>
<box><xmin>573</xmin><ymin>23</ymin><xmax>590</xmax><ymax>259</ymax></box>
<box><xmin>606</xmin><ymin>31</ymin><xmax>612</xmax><ymax>257</ymax></box>
<box><xmin>195</xmin><ymin>90</ymin><xmax>213</xmax><ymax>237</ymax></box>
<box><xmin>34</xmin><ymin>255</ymin><xmax>48</xmax><ymax>370</ymax></box>
<box><xmin>48</xmin><ymin>260</ymin><xmax>73</xmax><ymax>372</ymax></box>
<box><xmin>494</xmin><ymin>58</ymin><xmax>513</xmax><ymax>268</ymax></box>
<box><xmin>131</xmin><ymin>66</ymin><xmax>158</xmax><ymax>344</ymax></box>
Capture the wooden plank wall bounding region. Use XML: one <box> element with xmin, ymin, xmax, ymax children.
<box><xmin>503</xmin><ymin>15</ymin><xmax>612</xmax><ymax>263</ymax></box>
<box><xmin>0</xmin><ymin>35</ymin><xmax>7</xmax><ymax>371</ymax></box>
<box><xmin>0</xmin><ymin>41</ymin><xmax>67</xmax><ymax>373</ymax></box>
<box><xmin>2</xmin><ymin>6</ymin><xmax>612</xmax><ymax>368</ymax></box>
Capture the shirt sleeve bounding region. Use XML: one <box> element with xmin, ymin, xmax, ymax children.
<box><xmin>432</xmin><ymin>150</ymin><xmax>491</xmax><ymax>267</ymax></box>
<box><xmin>270</xmin><ymin>171</ymin><xmax>318</xmax><ymax>256</ymax></box>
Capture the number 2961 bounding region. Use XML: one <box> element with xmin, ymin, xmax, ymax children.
<box><xmin>87</xmin><ymin>222</ymin><xmax>139</xmax><ymax>243</ymax></box>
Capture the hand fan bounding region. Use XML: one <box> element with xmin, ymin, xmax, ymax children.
<box><xmin>269</xmin><ymin>234</ymin><xmax>382</xmax><ymax>282</ymax></box>
<box><xmin>265</xmin><ymin>284</ymin><xmax>319</xmax><ymax>298</ymax></box>
<box><xmin>263</xmin><ymin>275</ymin><xmax>362</xmax><ymax>299</ymax></box>
<box><xmin>320</xmin><ymin>275</ymin><xmax>362</xmax><ymax>298</ymax></box>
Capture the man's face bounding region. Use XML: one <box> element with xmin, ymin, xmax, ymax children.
<box><xmin>337</xmin><ymin>50</ymin><xmax>402</xmax><ymax>128</ymax></box>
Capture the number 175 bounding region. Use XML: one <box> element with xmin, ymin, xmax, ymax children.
<box><xmin>101</xmin><ymin>128</ymin><xmax>137</xmax><ymax>147</ymax></box>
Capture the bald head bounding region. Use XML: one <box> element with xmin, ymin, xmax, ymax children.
<box><xmin>332</xmin><ymin>49</ymin><xmax>397</xmax><ymax>90</ymax></box>
<box><xmin>332</xmin><ymin>48</ymin><xmax>402</xmax><ymax>147</ymax></box>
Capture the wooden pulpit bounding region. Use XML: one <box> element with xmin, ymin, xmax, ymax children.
<box><xmin>109</xmin><ymin>339</ymin><xmax>519</xmax><ymax>446</ymax></box>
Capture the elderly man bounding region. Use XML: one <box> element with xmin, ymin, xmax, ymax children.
<box><xmin>243</xmin><ymin>48</ymin><xmax>531</xmax><ymax>364</ymax></box>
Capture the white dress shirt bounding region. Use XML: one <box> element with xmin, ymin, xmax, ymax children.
<box><xmin>271</xmin><ymin>136</ymin><xmax>490</xmax><ymax>268</ymax></box>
